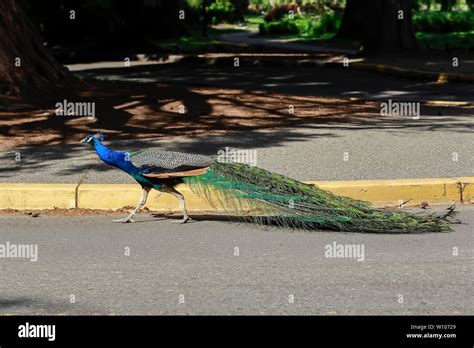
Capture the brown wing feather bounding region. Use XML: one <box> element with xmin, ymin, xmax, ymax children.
<box><xmin>142</xmin><ymin>167</ymin><xmax>209</xmax><ymax>179</ymax></box>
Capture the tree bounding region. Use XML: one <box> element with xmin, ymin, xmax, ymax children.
<box><xmin>152</xmin><ymin>0</ymin><xmax>188</xmax><ymax>38</ymax></box>
<box><xmin>337</xmin><ymin>0</ymin><xmax>417</xmax><ymax>54</ymax></box>
<box><xmin>110</xmin><ymin>0</ymin><xmax>145</xmax><ymax>48</ymax></box>
<box><xmin>439</xmin><ymin>0</ymin><xmax>454</xmax><ymax>11</ymax></box>
<box><xmin>0</xmin><ymin>0</ymin><xmax>72</xmax><ymax>97</ymax></box>
<box><xmin>231</xmin><ymin>0</ymin><xmax>249</xmax><ymax>23</ymax></box>
<box><xmin>336</xmin><ymin>0</ymin><xmax>363</xmax><ymax>39</ymax></box>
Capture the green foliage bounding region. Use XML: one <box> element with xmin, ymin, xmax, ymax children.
<box><xmin>416</xmin><ymin>30</ymin><xmax>474</xmax><ymax>50</ymax></box>
<box><xmin>259</xmin><ymin>12</ymin><xmax>341</xmax><ymax>38</ymax></box>
<box><xmin>264</xmin><ymin>3</ymin><xmax>297</xmax><ymax>22</ymax></box>
<box><xmin>316</xmin><ymin>12</ymin><xmax>341</xmax><ymax>34</ymax></box>
<box><xmin>413</xmin><ymin>11</ymin><xmax>474</xmax><ymax>32</ymax></box>
<box><xmin>415</xmin><ymin>0</ymin><xmax>472</xmax><ymax>11</ymax></box>
<box><xmin>249</xmin><ymin>0</ymin><xmax>346</xmax><ymax>13</ymax></box>
<box><xmin>186</xmin><ymin>0</ymin><xmax>203</xmax><ymax>11</ymax></box>
<box><xmin>249</xmin><ymin>0</ymin><xmax>272</xmax><ymax>11</ymax></box>
<box><xmin>209</xmin><ymin>0</ymin><xmax>236</xmax><ymax>24</ymax></box>
<box><xmin>259</xmin><ymin>18</ymin><xmax>298</xmax><ymax>35</ymax></box>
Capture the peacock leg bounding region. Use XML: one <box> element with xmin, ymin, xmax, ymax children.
<box><xmin>163</xmin><ymin>186</ymin><xmax>191</xmax><ymax>224</ymax></box>
<box><xmin>113</xmin><ymin>187</ymin><xmax>151</xmax><ymax>223</ymax></box>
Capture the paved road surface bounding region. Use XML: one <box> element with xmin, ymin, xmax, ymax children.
<box><xmin>220</xmin><ymin>29</ymin><xmax>357</xmax><ymax>55</ymax></box>
<box><xmin>74</xmin><ymin>61</ymin><xmax>474</xmax><ymax>102</ymax></box>
<box><xmin>0</xmin><ymin>206</ymin><xmax>472</xmax><ymax>315</ymax></box>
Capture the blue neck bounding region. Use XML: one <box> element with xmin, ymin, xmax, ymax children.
<box><xmin>92</xmin><ymin>139</ymin><xmax>137</xmax><ymax>174</ymax></box>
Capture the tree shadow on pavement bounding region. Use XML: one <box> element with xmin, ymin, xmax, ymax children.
<box><xmin>0</xmin><ymin>62</ymin><xmax>473</xmax><ymax>179</ymax></box>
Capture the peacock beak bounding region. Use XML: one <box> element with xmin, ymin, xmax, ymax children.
<box><xmin>80</xmin><ymin>137</ymin><xmax>88</xmax><ymax>144</ymax></box>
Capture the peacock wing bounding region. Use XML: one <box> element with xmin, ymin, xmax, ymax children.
<box><xmin>129</xmin><ymin>149</ymin><xmax>213</xmax><ymax>177</ymax></box>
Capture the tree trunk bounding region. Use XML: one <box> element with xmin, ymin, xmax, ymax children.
<box><xmin>152</xmin><ymin>0</ymin><xmax>187</xmax><ymax>38</ymax></box>
<box><xmin>231</xmin><ymin>0</ymin><xmax>249</xmax><ymax>23</ymax></box>
<box><xmin>336</xmin><ymin>0</ymin><xmax>363</xmax><ymax>39</ymax></box>
<box><xmin>440</xmin><ymin>0</ymin><xmax>453</xmax><ymax>11</ymax></box>
<box><xmin>337</xmin><ymin>0</ymin><xmax>417</xmax><ymax>54</ymax></box>
<box><xmin>0</xmin><ymin>0</ymin><xmax>72</xmax><ymax>97</ymax></box>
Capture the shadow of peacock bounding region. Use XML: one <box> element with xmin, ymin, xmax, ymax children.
<box><xmin>82</xmin><ymin>131</ymin><xmax>457</xmax><ymax>233</ymax></box>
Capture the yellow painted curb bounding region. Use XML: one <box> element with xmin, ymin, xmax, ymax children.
<box><xmin>311</xmin><ymin>178</ymin><xmax>460</xmax><ymax>206</ymax></box>
<box><xmin>83</xmin><ymin>178</ymin><xmax>459</xmax><ymax>211</ymax></box>
<box><xmin>77</xmin><ymin>184</ymin><xmax>218</xmax><ymax>212</ymax></box>
<box><xmin>0</xmin><ymin>184</ymin><xmax>77</xmax><ymax>210</ymax></box>
<box><xmin>352</xmin><ymin>62</ymin><xmax>474</xmax><ymax>83</ymax></box>
<box><xmin>0</xmin><ymin>178</ymin><xmax>470</xmax><ymax>211</ymax></box>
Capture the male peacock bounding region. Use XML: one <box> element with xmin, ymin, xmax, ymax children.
<box><xmin>82</xmin><ymin>131</ymin><xmax>456</xmax><ymax>233</ymax></box>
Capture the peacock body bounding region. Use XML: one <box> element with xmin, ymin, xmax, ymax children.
<box><xmin>82</xmin><ymin>132</ymin><xmax>455</xmax><ymax>232</ymax></box>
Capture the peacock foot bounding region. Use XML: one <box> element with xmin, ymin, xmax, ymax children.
<box><xmin>171</xmin><ymin>216</ymin><xmax>191</xmax><ymax>224</ymax></box>
<box><xmin>113</xmin><ymin>217</ymin><xmax>135</xmax><ymax>223</ymax></box>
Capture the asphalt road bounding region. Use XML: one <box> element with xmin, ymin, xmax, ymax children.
<box><xmin>75</xmin><ymin>61</ymin><xmax>474</xmax><ymax>102</ymax></box>
<box><xmin>220</xmin><ymin>29</ymin><xmax>357</xmax><ymax>55</ymax></box>
<box><xmin>0</xmin><ymin>206</ymin><xmax>472</xmax><ymax>315</ymax></box>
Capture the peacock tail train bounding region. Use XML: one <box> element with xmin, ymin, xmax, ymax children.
<box><xmin>183</xmin><ymin>161</ymin><xmax>455</xmax><ymax>233</ymax></box>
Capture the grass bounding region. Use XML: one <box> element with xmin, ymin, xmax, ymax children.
<box><xmin>244</xmin><ymin>13</ymin><xmax>265</xmax><ymax>30</ymax></box>
<box><xmin>154</xmin><ymin>27</ymin><xmax>256</xmax><ymax>53</ymax></box>
<box><xmin>416</xmin><ymin>30</ymin><xmax>474</xmax><ymax>50</ymax></box>
<box><xmin>156</xmin><ymin>36</ymin><xmax>215</xmax><ymax>51</ymax></box>
<box><xmin>266</xmin><ymin>31</ymin><xmax>336</xmax><ymax>41</ymax></box>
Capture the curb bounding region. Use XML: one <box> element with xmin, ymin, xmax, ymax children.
<box><xmin>350</xmin><ymin>62</ymin><xmax>474</xmax><ymax>83</ymax></box>
<box><xmin>0</xmin><ymin>184</ymin><xmax>77</xmax><ymax>210</ymax></box>
<box><xmin>310</xmin><ymin>178</ymin><xmax>464</xmax><ymax>206</ymax></box>
<box><xmin>0</xmin><ymin>177</ymin><xmax>472</xmax><ymax>211</ymax></box>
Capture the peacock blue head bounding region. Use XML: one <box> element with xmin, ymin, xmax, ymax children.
<box><xmin>81</xmin><ymin>131</ymin><xmax>104</xmax><ymax>146</ymax></box>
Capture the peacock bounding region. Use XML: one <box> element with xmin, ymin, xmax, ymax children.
<box><xmin>81</xmin><ymin>131</ymin><xmax>456</xmax><ymax>233</ymax></box>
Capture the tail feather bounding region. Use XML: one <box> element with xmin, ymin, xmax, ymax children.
<box><xmin>183</xmin><ymin>161</ymin><xmax>455</xmax><ymax>233</ymax></box>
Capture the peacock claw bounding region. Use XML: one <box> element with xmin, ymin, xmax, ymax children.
<box><xmin>113</xmin><ymin>217</ymin><xmax>135</xmax><ymax>223</ymax></box>
<box><xmin>172</xmin><ymin>217</ymin><xmax>191</xmax><ymax>224</ymax></box>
